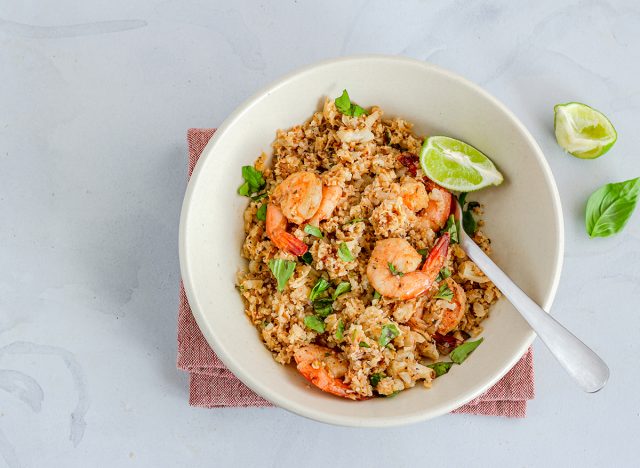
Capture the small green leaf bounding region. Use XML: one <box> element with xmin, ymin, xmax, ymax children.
<box><xmin>378</xmin><ymin>324</ymin><xmax>399</xmax><ymax>348</ymax></box>
<box><xmin>304</xmin><ymin>315</ymin><xmax>325</xmax><ymax>333</ymax></box>
<box><xmin>369</xmin><ymin>373</ymin><xmax>385</xmax><ymax>388</ymax></box>
<box><xmin>256</xmin><ymin>203</ymin><xmax>267</xmax><ymax>221</ymax></box>
<box><xmin>251</xmin><ymin>192</ymin><xmax>268</xmax><ymax>201</ymax></box>
<box><xmin>335</xmin><ymin>89</ymin><xmax>352</xmax><ymax>114</ymax></box>
<box><xmin>304</xmin><ymin>224</ymin><xmax>323</xmax><ymax>238</ymax></box>
<box><xmin>434</xmin><ymin>282</ymin><xmax>453</xmax><ymax>301</ymax></box>
<box><xmin>299</xmin><ymin>252</ymin><xmax>313</xmax><ymax>265</ymax></box>
<box><xmin>450</xmin><ymin>338</ymin><xmax>484</xmax><ymax>364</ymax></box>
<box><xmin>427</xmin><ymin>361</ymin><xmax>454</xmax><ymax>377</ymax></box>
<box><xmin>352</xmin><ymin>105</ymin><xmax>366</xmax><ymax>117</ymax></box>
<box><xmin>359</xmin><ymin>341</ymin><xmax>370</xmax><ymax>348</ymax></box>
<box><xmin>417</xmin><ymin>248</ymin><xmax>428</xmax><ymax>257</ymax></box>
<box><xmin>309</xmin><ymin>277</ymin><xmax>330</xmax><ymax>302</ymax></box>
<box><xmin>373</xmin><ymin>291</ymin><xmax>381</xmax><ymax>301</ymax></box>
<box><xmin>344</xmin><ymin>218</ymin><xmax>365</xmax><ymax>225</ymax></box>
<box><xmin>435</xmin><ymin>267</ymin><xmax>451</xmax><ymax>283</ymax></box>
<box><xmin>313</xmin><ymin>298</ymin><xmax>334</xmax><ymax>318</ymax></box>
<box><xmin>387</xmin><ymin>262</ymin><xmax>404</xmax><ymax>276</ymax></box>
<box><xmin>458</xmin><ymin>192</ymin><xmax>468</xmax><ymax>207</ymax></box>
<box><xmin>462</xmin><ymin>209</ymin><xmax>477</xmax><ymax>235</ymax></box>
<box><xmin>335</xmin><ymin>319</ymin><xmax>345</xmax><ymax>340</ymax></box>
<box><xmin>237</xmin><ymin>181</ymin><xmax>250</xmax><ymax>196</ymax></box>
<box><xmin>268</xmin><ymin>259</ymin><xmax>296</xmax><ymax>292</ymax></box>
<box><xmin>585</xmin><ymin>177</ymin><xmax>640</xmax><ymax>237</ymax></box>
<box><xmin>442</xmin><ymin>215</ymin><xmax>459</xmax><ymax>244</ymax></box>
<box><xmin>332</xmin><ymin>282</ymin><xmax>351</xmax><ymax>300</ymax></box>
<box><xmin>338</xmin><ymin>242</ymin><xmax>354</xmax><ymax>262</ymax></box>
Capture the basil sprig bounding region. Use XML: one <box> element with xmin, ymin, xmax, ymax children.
<box><xmin>441</xmin><ymin>214</ymin><xmax>459</xmax><ymax>244</ymax></box>
<box><xmin>338</xmin><ymin>242</ymin><xmax>354</xmax><ymax>262</ymax></box>
<box><xmin>427</xmin><ymin>361</ymin><xmax>454</xmax><ymax>377</ymax></box>
<box><xmin>256</xmin><ymin>203</ymin><xmax>267</xmax><ymax>221</ymax></box>
<box><xmin>585</xmin><ymin>177</ymin><xmax>640</xmax><ymax>237</ymax></box>
<box><xmin>332</xmin><ymin>282</ymin><xmax>351</xmax><ymax>300</ymax></box>
<box><xmin>334</xmin><ymin>89</ymin><xmax>367</xmax><ymax>117</ymax></box>
<box><xmin>435</xmin><ymin>267</ymin><xmax>451</xmax><ymax>282</ymax></box>
<box><xmin>434</xmin><ymin>282</ymin><xmax>453</xmax><ymax>301</ymax></box>
<box><xmin>309</xmin><ymin>278</ymin><xmax>330</xmax><ymax>302</ymax></box>
<box><xmin>428</xmin><ymin>338</ymin><xmax>484</xmax><ymax>379</ymax></box>
<box><xmin>378</xmin><ymin>324</ymin><xmax>399</xmax><ymax>348</ymax></box>
<box><xmin>268</xmin><ymin>259</ymin><xmax>296</xmax><ymax>292</ymax></box>
<box><xmin>304</xmin><ymin>315</ymin><xmax>325</xmax><ymax>333</ymax></box>
<box><xmin>335</xmin><ymin>320</ymin><xmax>345</xmax><ymax>340</ymax></box>
<box><xmin>458</xmin><ymin>192</ymin><xmax>479</xmax><ymax>235</ymax></box>
<box><xmin>304</xmin><ymin>224</ymin><xmax>323</xmax><ymax>238</ymax></box>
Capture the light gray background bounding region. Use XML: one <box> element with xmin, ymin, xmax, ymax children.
<box><xmin>1</xmin><ymin>1</ymin><xmax>639</xmax><ymax>467</ymax></box>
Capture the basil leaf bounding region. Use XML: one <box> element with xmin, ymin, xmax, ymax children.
<box><xmin>304</xmin><ymin>315</ymin><xmax>325</xmax><ymax>333</ymax></box>
<box><xmin>299</xmin><ymin>252</ymin><xmax>313</xmax><ymax>265</ymax></box>
<box><xmin>435</xmin><ymin>266</ymin><xmax>451</xmax><ymax>282</ymax></box>
<box><xmin>251</xmin><ymin>192</ymin><xmax>268</xmax><ymax>201</ymax></box>
<box><xmin>359</xmin><ymin>341</ymin><xmax>370</xmax><ymax>348</ymax></box>
<box><xmin>237</xmin><ymin>181</ymin><xmax>250</xmax><ymax>196</ymax></box>
<box><xmin>332</xmin><ymin>282</ymin><xmax>351</xmax><ymax>300</ymax></box>
<box><xmin>427</xmin><ymin>361</ymin><xmax>454</xmax><ymax>377</ymax></box>
<box><xmin>369</xmin><ymin>373</ymin><xmax>384</xmax><ymax>387</ymax></box>
<box><xmin>241</xmin><ymin>166</ymin><xmax>265</xmax><ymax>193</ymax></box>
<box><xmin>458</xmin><ymin>192</ymin><xmax>468</xmax><ymax>207</ymax></box>
<box><xmin>387</xmin><ymin>262</ymin><xmax>404</xmax><ymax>276</ymax></box>
<box><xmin>434</xmin><ymin>282</ymin><xmax>453</xmax><ymax>301</ymax></box>
<box><xmin>462</xmin><ymin>209</ymin><xmax>477</xmax><ymax>235</ymax></box>
<box><xmin>313</xmin><ymin>298</ymin><xmax>334</xmax><ymax>318</ymax></box>
<box><xmin>586</xmin><ymin>177</ymin><xmax>640</xmax><ymax>238</ymax></box>
<box><xmin>256</xmin><ymin>203</ymin><xmax>267</xmax><ymax>221</ymax></box>
<box><xmin>450</xmin><ymin>338</ymin><xmax>484</xmax><ymax>364</ymax></box>
<box><xmin>378</xmin><ymin>324</ymin><xmax>399</xmax><ymax>348</ymax></box>
<box><xmin>335</xmin><ymin>89</ymin><xmax>352</xmax><ymax>115</ymax></box>
<box><xmin>338</xmin><ymin>242</ymin><xmax>354</xmax><ymax>262</ymax></box>
<box><xmin>334</xmin><ymin>89</ymin><xmax>368</xmax><ymax>117</ymax></box>
<box><xmin>467</xmin><ymin>201</ymin><xmax>480</xmax><ymax>210</ymax></box>
<box><xmin>268</xmin><ymin>259</ymin><xmax>296</xmax><ymax>292</ymax></box>
<box><xmin>417</xmin><ymin>248</ymin><xmax>428</xmax><ymax>257</ymax></box>
<box><xmin>373</xmin><ymin>290</ymin><xmax>381</xmax><ymax>301</ymax></box>
<box><xmin>304</xmin><ymin>224</ymin><xmax>323</xmax><ymax>238</ymax></box>
<box><xmin>442</xmin><ymin>215</ymin><xmax>459</xmax><ymax>244</ymax></box>
<box><xmin>309</xmin><ymin>278</ymin><xmax>330</xmax><ymax>301</ymax></box>
<box><xmin>335</xmin><ymin>319</ymin><xmax>345</xmax><ymax>340</ymax></box>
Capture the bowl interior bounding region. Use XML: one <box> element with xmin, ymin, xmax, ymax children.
<box><xmin>180</xmin><ymin>56</ymin><xmax>563</xmax><ymax>426</ymax></box>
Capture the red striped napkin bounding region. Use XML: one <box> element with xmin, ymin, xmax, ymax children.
<box><xmin>177</xmin><ymin>128</ymin><xmax>535</xmax><ymax>418</ymax></box>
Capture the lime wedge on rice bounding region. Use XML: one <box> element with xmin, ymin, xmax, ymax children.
<box><xmin>554</xmin><ymin>102</ymin><xmax>617</xmax><ymax>159</ymax></box>
<box><xmin>419</xmin><ymin>136</ymin><xmax>504</xmax><ymax>192</ymax></box>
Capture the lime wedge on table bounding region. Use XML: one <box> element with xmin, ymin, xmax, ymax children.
<box><xmin>554</xmin><ymin>102</ymin><xmax>617</xmax><ymax>159</ymax></box>
<box><xmin>419</xmin><ymin>136</ymin><xmax>504</xmax><ymax>192</ymax></box>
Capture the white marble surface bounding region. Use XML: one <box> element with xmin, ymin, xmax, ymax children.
<box><xmin>1</xmin><ymin>0</ymin><xmax>639</xmax><ymax>466</ymax></box>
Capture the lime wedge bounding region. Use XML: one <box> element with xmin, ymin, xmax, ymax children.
<box><xmin>419</xmin><ymin>136</ymin><xmax>504</xmax><ymax>192</ymax></box>
<box><xmin>554</xmin><ymin>102</ymin><xmax>617</xmax><ymax>159</ymax></box>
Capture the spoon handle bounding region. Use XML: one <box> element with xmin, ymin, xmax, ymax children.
<box><xmin>459</xmin><ymin>235</ymin><xmax>609</xmax><ymax>393</ymax></box>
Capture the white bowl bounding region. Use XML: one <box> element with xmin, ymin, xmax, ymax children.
<box><xmin>179</xmin><ymin>56</ymin><xmax>564</xmax><ymax>427</ymax></box>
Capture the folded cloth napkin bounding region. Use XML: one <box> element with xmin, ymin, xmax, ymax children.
<box><xmin>177</xmin><ymin>128</ymin><xmax>535</xmax><ymax>418</ymax></box>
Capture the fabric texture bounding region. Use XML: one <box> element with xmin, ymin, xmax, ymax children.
<box><xmin>177</xmin><ymin>128</ymin><xmax>535</xmax><ymax>417</ymax></box>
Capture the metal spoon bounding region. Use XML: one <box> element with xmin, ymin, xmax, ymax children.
<box><xmin>452</xmin><ymin>199</ymin><xmax>609</xmax><ymax>393</ymax></box>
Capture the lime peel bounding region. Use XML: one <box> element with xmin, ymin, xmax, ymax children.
<box><xmin>553</xmin><ymin>102</ymin><xmax>617</xmax><ymax>159</ymax></box>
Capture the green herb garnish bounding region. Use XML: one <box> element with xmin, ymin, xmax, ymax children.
<box><xmin>238</xmin><ymin>166</ymin><xmax>265</xmax><ymax>197</ymax></box>
<box><xmin>435</xmin><ymin>267</ymin><xmax>451</xmax><ymax>283</ymax></box>
<box><xmin>386</xmin><ymin>390</ymin><xmax>401</xmax><ymax>398</ymax></box>
<box><xmin>434</xmin><ymin>282</ymin><xmax>453</xmax><ymax>301</ymax></box>
<box><xmin>427</xmin><ymin>361</ymin><xmax>454</xmax><ymax>377</ymax></box>
<box><xmin>344</xmin><ymin>218</ymin><xmax>365</xmax><ymax>225</ymax></box>
<box><xmin>268</xmin><ymin>259</ymin><xmax>296</xmax><ymax>292</ymax></box>
<box><xmin>299</xmin><ymin>252</ymin><xmax>313</xmax><ymax>265</ymax></box>
<box><xmin>450</xmin><ymin>338</ymin><xmax>484</xmax><ymax>364</ymax></box>
<box><xmin>585</xmin><ymin>177</ymin><xmax>640</xmax><ymax>238</ymax></box>
<box><xmin>251</xmin><ymin>192</ymin><xmax>268</xmax><ymax>201</ymax></box>
<box><xmin>373</xmin><ymin>290</ymin><xmax>381</xmax><ymax>301</ymax></box>
<box><xmin>338</xmin><ymin>242</ymin><xmax>354</xmax><ymax>262</ymax></box>
<box><xmin>387</xmin><ymin>262</ymin><xmax>404</xmax><ymax>276</ymax></box>
<box><xmin>312</xmin><ymin>298</ymin><xmax>334</xmax><ymax>318</ymax></box>
<box><xmin>309</xmin><ymin>277</ymin><xmax>330</xmax><ymax>302</ymax></box>
<box><xmin>304</xmin><ymin>315</ymin><xmax>325</xmax><ymax>333</ymax></box>
<box><xmin>332</xmin><ymin>282</ymin><xmax>351</xmax><ymax>300</ymax></box>
<box><xmin>442</xmin><ymin>214</ymin><xmax>459</xmax><ymax>244</ymax></box>
<box><xmin>304</xmin><ymin>224</ymin><xmax>323</xmax><ymax>238</ymax></box>
<box><xmin>334</xmin><ymin>89</ymin><xmax>367</xmax><ymax>117</ymax></box>
<box><xmin>359</xmin><ymin>341</ymin><xmax>370</xmax><ymax>348</ymax></box>
<box><xmin>335</xmin><ymin>319</ymin><xmax>345</xmax><ymax>340</ymax></box>
<box><xmin>458</xmin><ymin>193</ymin><xmax>478</xmax><ymax>235</ymax></box>
<box><xmin>417</xmin><ymin>248</ymin><xmax>428</xmax><ymax>257</ymax></box>
<box><xmin>369</xmin><ymin>373</ymin><xmax>384</xmax><ymax>388</ymax></box>
<box><xmin>378</xmin><ymin>324</ymin><xmax>399</xmax><ymax>348</ymax></box>
<box><xmin>256</xmin><ymin>203</ymin><xmax>267</xmax><ymax>221</ymax></box>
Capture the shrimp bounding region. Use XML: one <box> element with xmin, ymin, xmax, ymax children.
<box><xmin>293</xmin><ymin>344</ymin><xmax>358</xmax><ymax>400</ymax></box>
<box><xmin>436</xmin><ymin>277</ymin><xmax>467</xmax><ymax>334</ymax></box>
<box><xmin>266</xmin><ymin>172</ymin><xmax>341</xmax><ymax>255</ymax></box>
<box><xmin>308</xmin><ymin>185</ymin><xmax>342</xmax><ymax>226</ymax></box>
<box><xmin>400</xmin><ymin>178</ymin><xmax>452</xmax><ymax>231</ymax></box>
<box><xmin>366</xmin><ymin>234</ymin><xmax>450</xmax><ymax>300</ymax></box>
<box><xmin>265</xmin><ymin>204</ymin><xmax>308</xmax><ymax>256</ymax></box>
